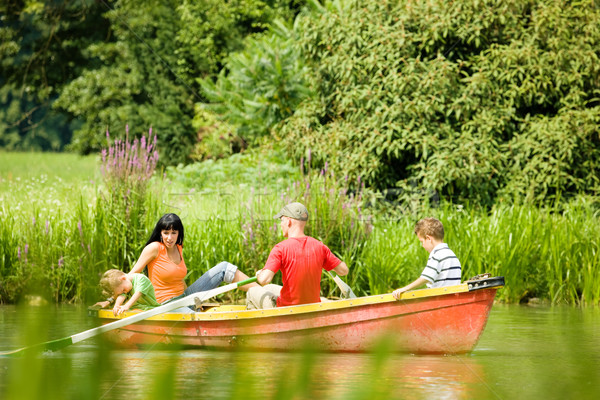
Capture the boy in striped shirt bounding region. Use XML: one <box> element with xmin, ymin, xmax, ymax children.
<box><xmin>392</xmin><ymin>218</ymin><xmax>461</xmax><ymax>299</ymax></box>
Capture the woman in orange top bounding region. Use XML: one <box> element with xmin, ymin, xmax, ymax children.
<box><xmin>127</xmin><ymin>213</ymin><xmax>256</xmax><ymax>303</ymax></box>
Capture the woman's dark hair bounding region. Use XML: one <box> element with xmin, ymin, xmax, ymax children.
<box><xmin>145</xmin><ymin>213</ymin><xmax>185</xmax><ymax>247</ymax></box>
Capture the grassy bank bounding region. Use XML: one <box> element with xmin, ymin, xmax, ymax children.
<box><xmin>1</xmin><ymin>152</ymin><xmax>599</xmax><ymax>305</ymax></box>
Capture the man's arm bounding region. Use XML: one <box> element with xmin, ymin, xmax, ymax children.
<box><xmin>332</xmin><ymin>262</ymin><xmax>349</xmax><ymax>276</ymax></box>
<box><xmin>257</xmin><ymin>269</ymin><xmax>275</xmax><ymax>286</ymax></box>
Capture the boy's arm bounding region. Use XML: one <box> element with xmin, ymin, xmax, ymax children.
<box><xmin>94</xmin><ymin>300</ymin><xmax>111</xmax><ymax>308</ymax></box>
<box><xmin>115</xmin><ymin>292</ymin><xmax>143</xmax><ymax>316</ymax></box>
<box><xmin>392</xmin><ymin>277</ymin><xmax>429</xmax><ymax>300</ymax></box>
<box><xmin>112</xmin><ymin>294</ymin><xmax>127</xmax><ymax>316</ymax></box>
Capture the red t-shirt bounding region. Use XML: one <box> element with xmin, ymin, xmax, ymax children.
<box><xmin>264</xmin><ymin>236</ymin><xmax>341</xmax><ymax>307</ymax></box>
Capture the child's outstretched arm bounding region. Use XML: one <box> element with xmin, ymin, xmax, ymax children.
<box><xmin>112</xmin><ymin>294</ymin><xmax>127</xmax><ymax>316</ymax></box>
<box><xmin>93</xmin><ymin>299</ymin><xmax>112</xmax><ymax>308</ymax></box>
<box><xmin>114</xmin><ymin>292</ymin><xmax>143</xmax><ymax>316</ymax></box>
<box><xmin>392</xmin><ymin>277</ymin><xmax>429</xmax><ymax>300</ymax></box>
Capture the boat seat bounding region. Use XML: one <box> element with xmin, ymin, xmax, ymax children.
<box><xmin>193</xmin><ymin>299</ymin><xmax>220</xmax><ymax>311</ymax></box>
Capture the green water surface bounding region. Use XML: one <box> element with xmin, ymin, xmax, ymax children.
<box><xmin>0</xmin><ymin>304</ymin><xmax>599</xmax><ymax>400</ymax></box>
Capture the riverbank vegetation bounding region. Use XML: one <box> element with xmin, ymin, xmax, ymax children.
<box><xmin>2</xmin><ymin>0</ymin><xmax>600</xmax><ymax>305</ymax></box>
<box><xmin>1</xmin><ymin>150</ymin><xmax>599</xmax><ymax>306</ymax></box>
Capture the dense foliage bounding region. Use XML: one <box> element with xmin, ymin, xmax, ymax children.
<box><xmin>199</xmin><ymin>20</ymin><xmax>313</xmax><ymax>143</ymax></box>
<box><xmin>278</xmin><ymin>0</ymin><xmax>600</xmax><ymax>206</ymax></box>
<box><xmin>0</xmin><ymin>0</ymin><xmax>109</xmax><ymax>151</ymax></box>
<box><xmin>1</xmin><ymin>0</ymin><xmax>304</xmax><ymax>162</ymax></box>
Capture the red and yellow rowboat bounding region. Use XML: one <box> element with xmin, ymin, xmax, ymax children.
<box><xmin>90</xmin><ymin>276</ymin><xmax>504</xmax><ymax>354</ymax></box>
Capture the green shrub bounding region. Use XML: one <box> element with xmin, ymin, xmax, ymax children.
<box><xmin>199</xmin><ymin>20</ymin><xmax>313</xmax><ymax>142</ymax></box>
<box><xmin>279</xmin><ymin>0</ymin><xmax>600</xmax><ymax>206</ymax></box>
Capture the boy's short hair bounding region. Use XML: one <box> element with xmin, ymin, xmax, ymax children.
<box><xmin>99</xmin><ymin>269</ymin><xmax>126</xmax><ymax>298</ymax></box>
<box><xmin>414</xmin><ymin>218</ymin><xmax>444</xmax><ymax>241</ymax></box>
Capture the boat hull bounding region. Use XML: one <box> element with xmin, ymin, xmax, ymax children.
<box><xmin>93</xmin><ymin>278</ymin><xmax>503</xmax><ymax>354</ymax></box>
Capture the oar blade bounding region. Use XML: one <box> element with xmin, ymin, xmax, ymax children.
<box><xmin>0</xmin><ymin>276</ymin><xmax>258</xmax><ymax>356</ymax></box>
<box><xmin>0</xmin><ymin>336</ymin><xmax>73</xmax><ymax>357</ymax></box>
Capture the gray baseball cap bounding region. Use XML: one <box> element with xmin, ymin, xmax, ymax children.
<box><xmin>274</xmin><ymin>202</ymin><xmax>309</xmax><ymax>221</ymax></box>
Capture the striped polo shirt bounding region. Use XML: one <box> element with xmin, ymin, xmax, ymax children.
<box><xmin>420</xmin><ymin>243</ymin><xmax>462</xmax><ymax>288</ymax></box>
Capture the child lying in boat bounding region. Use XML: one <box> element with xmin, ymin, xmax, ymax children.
<box><xmin>94</xmin><ymin>269</ymin><xmax>161</xmax><ymax>316</ymax></box>
<box><xmin>392</xmin><ymin>217</ymin><xmax>461</xmax><ymax>299</ymax></box>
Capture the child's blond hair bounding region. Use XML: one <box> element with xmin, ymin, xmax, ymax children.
<box><xmin>414</xmin><ymin>218</ymin><xmax>444</xmax><ymax>241</ymax></box>
<box><xmin>99</xmin><ymin>269</ymin><xmax>126</xmax><ymax>298</ymax></box>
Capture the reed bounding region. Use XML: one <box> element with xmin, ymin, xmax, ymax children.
<box><xmin>1</xmin><ymin>150</ymin><xmax>600</xmax><ymax>305</ymax></box>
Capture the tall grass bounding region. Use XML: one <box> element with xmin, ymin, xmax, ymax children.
<box><xmin>0</xmin><ymin>129</ymin><xmax>165</xmax><ymax>303</ymax></box>
<box><xmin>451</xmin><ymin>199</ymin><xmax>600</xmax><ymax>305</ymax></box>
<box><xmin>360</xmin><ymin>200</ymin><xmax>600</xmax><ymax>305</ymax></box>
<box><xmin>1</xmin><ymin>149</ymin><xmax>600</xmax><ymax>305</ymax></box>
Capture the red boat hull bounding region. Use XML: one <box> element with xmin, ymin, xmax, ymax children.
<box><xmin>96</xmin><ymin>280</ymin><xmax>502</xmax><ymax>354</ymax></box>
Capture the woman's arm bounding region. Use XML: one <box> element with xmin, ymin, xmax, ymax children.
<box><xmin>128</xmin><ymin>242</ymin><xmax>159</xmax><ymax>276</ymax></box>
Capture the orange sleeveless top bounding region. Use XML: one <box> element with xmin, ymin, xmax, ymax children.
<box><xmin>147</xmin><ymin>243</ymin><xmax>187</xmax><ymax>303</ymax></box>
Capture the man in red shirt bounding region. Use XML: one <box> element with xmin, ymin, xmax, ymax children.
<box><xmin>246</xmin><ymin>202</ymin><xmax>349</xmax><ymax>309</ymax></box>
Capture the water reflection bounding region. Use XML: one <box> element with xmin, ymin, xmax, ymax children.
<box><xmin>1</xmin><ymin>305</ymin><xmax>600</xmax><ymax>400</ymax></box>
<box><xmin>78</xmin><ymin>349</ymin><xmax>490</xmax><ymax>400</ymax></box>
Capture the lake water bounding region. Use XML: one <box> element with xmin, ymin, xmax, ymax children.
<box><xmin>1</xmin><ymin>304</ymin><xmax>599</xmax><ymax>400</ymax></box>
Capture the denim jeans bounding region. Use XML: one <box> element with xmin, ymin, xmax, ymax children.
<box><xmin>183</xmin><ymin>261</ymin><xmax>238</xmax><ymax>296</ymax></box>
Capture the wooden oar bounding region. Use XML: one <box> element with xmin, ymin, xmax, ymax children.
<box><xmin>327</xmin><ymin>270</ymin><xmax>357</xmax><ymax>299</ymax></box>
<box><xmin>0</xmin><ymin>276</ymin><xmax>257</xmax><ymax>357</ymax></box>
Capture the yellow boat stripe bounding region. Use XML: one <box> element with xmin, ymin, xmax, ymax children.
<box><xmin>97</xmin><ymin>283</ymin><xmax>480</xmax><ymax>322</ymax></box>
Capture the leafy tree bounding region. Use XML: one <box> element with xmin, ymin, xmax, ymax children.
<box><xmin>278</xmin><ymin>0</ymin><xmax>600</xmax><ymax>205</ymax></box>
<box><xmin>0</xmin><ymin>0</ymin><xmax>110</xmax><ymax>151</ymax></box>
<box><xmin>54</xmin><ymin>0</ymin><xmax>305</xmax><ymax>163</ymax></box>
<box><xmin>198</xmin><ymin>20</ymin><xmax>313</xmax><ymax>143</ymax></box>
